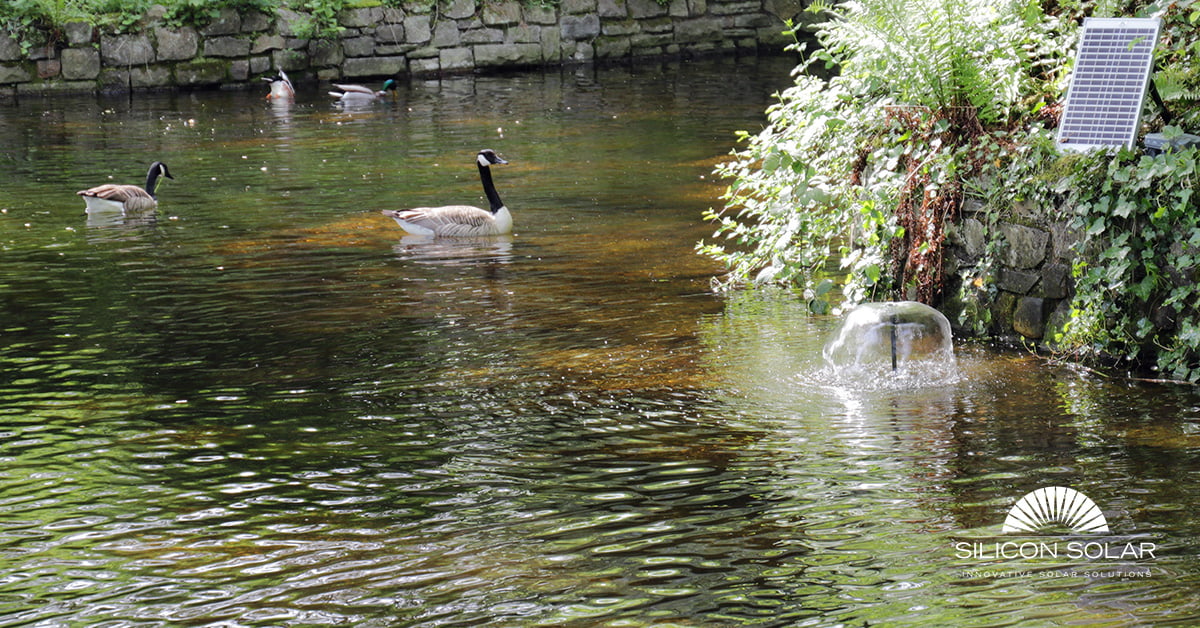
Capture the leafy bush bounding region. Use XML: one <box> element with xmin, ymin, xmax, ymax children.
<box><xmin>700</xmin><ymin>0</ymin><xmax>1064</xmax><ymax>312</ymax></box>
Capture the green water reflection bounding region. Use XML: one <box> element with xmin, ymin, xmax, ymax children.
<box><xmin>2</xmin><ymin>57</ymin><xmax>1199</xmax><ymax>626</ymax></box>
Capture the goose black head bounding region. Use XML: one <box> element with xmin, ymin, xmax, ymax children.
<box><xmin>145</xmin><ymin>161</ymin><xmax>173</xmax><ymax>197</ymax></box>
<box><xmin>152</xmin><ymin>162</ymin><xmax>174</xmax><ymax>180</ymax></box>
<box><xmin>477</xmin><ymin>149</ymin><xmax>508</xmax><ymax>167</ymax></box>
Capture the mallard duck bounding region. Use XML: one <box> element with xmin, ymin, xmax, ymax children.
<box><xmin>264</xmin><ymin>70</ymin><xmax>294</xmax><ymax>100</ymax></box>
<box><xmin>329</xmin><ymin>78</ymin><xmax>397</xmax><ymax>102</ymax></box>
<box><xmin>382</xmin><ymin>149</ymin><xmax>512</xmax><ymax>237</ymax></box>
<box><xmin>77</xmin><ymin>162</ymin><xmax>173</xmax><ymax>214</ymax></box>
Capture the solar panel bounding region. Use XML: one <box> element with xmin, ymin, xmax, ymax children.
<box><xmin>1056</xmin><ymin>17</ymin><xmax>1161</xmax><ymax>152</ymax></box>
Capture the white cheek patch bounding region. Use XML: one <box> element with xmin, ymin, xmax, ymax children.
<box><xmin>477</xmin><ymin>153</ymin><xmax>491</xmax><ymax>167</ymax></box>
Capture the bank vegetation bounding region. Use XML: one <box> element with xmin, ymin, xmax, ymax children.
<box><xmin>700</xmin><ymin>0</ymin><xmax>1200</xmax><ymax>380</ymax></box>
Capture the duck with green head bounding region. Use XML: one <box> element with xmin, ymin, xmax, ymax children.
<box><xmin>329</xmin><ymin>78</ymin><xmax>398</xmax><ymax>102</ymax></box>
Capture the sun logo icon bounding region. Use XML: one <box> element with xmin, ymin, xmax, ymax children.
<box><xmin>1002</xmin><ymin>486</ymin><xmax>1109</xmax><ymax>534</ymax></box>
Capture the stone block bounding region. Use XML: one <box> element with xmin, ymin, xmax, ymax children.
<box><xmin>342</xmin><ymin>55</ymin><xmax>407</xmax><ymax>77</ymax></box>
<box><xmin>688</xmin><ymin>0</ymin><xmax>708</xmax><ymax>14</ymax></box>
<box><xmin>562</xmin><ymin>14</ymin><xmax>601</xmax><ymax>40</ymax></box>
<box><xmin>276</xmin><ymin>8</ymin><xmax>308</xmax><ymax>37</ymax></box>
<box><xmin>709</xmin><ymin>0</ymin><xmax>761</xmax><ymax>14</ymax></box>
<box><xmin>564</xmin><ymin>40</ymin><xmax>594</xmax><ymax>61</ymax></box>
<box><xmin>309</xmin><ymin>40</ymin><xmax>344</xmax><ymax>67</ymax></box>
<box><xmin>154</xmin><ymin>27</ymin><xmax>198</xmax><ymax>61</ymax></box>
<box><xmin>640</xmin><ymin>17</ymin><xmax>674</xmax><ymax>33</ymax></box>
<box><xmin>411</xmin><ymin>56</ymin><xmax>440</xmax><ymax>75</ymax></box>
<box><xmin>406</xmin><ymin>15</ymin><xmax>433</xmax><ymax>44</ymax></box>
<box><xmin>473</xmin><ymin>42</ymin><xmax>542</xmax><ymax>66</ymax></box>
<box><xmin>445</xmin><ymin>0</ymin><xmax>477</xmax><ymax>19</ymax></box>
<box><xmin>0</xmin><ymin>63</ymin><xmax>33</xmax><ymax>83</ymax></box>
<box><xmin>1041</xmin><ymin>263</ymin><xmax>1071</xmax><ymax>299</ymax></box>
<box><xmin>0</xmin><ymin>34</ymin><xmax>21</xmax><ymax>62</ymax></box>
<box><xmin>343</xmin><ymin>36</ymin><xmax>376</xmax><ymax>57</ymax></box>
<box><xmin>595</xmin><ymin>35</ymin><xmax>631</xmax><ymax>57</ymax></box>
<box><xmin>201</xmin><ymin>8</ymin><xmax>242</xmax><ymax>36</ymax></box>
<box><xmin>376</xmin><ymin>43</ymin><xmax>419</xmax><ymax>55</ymax></box>
<box><xmin>439</xmin><ymin>47</ymin><xmax>474</xmax><ymax>71</ymax></box>
<box><xmin>176</xmin><ymin>58</ymin><xmax>228</xmax><ymax>85</ymax></box>
<box><xmin>383</xmin><ymin>7</ymin><xmax>407</xmax><ymax>23</ymax></box>
<box><xmin>561</xmin><ymin>0</ymin><xmax>598</xmax><ymax>13</ymax></box>
<box><xmin>762</xmin><ymin>0</ymin><xmax>805</xmax><ymax>21</ymax></box>
<box><xmin>340</xmin><ymin>7</ymin><xmax>384</xmax><ymax>28</ymax></box>
<box><xmin>205</xmin><ymin>36</ymin><xmax>252</xmax><ymax>58</ymax></box>
<box><xmin>675</xmin><ymin>17</ymin><xmax>722</xmax><ymax>42</ymax></box>
<box><xmin>242</xmin><ymin>11</ymin><xmax>273</xmax><ymax>32</ymax></box>
<box><xmin>403</xmin><ymin>0</ymin><xmax>433</xmax><ymax>12</ymax></box>
<box><xmin>631</xmin><ymin>32</ymin><xmax>672</xmax><ymax>47</ymax></box>
<box><xmin>131</xmin><ymin>64</ymin><xmax>172</xmax><ymax>88</ymax></box>
<box><xmin>668</xmin><ymin>0</ymin><xmax>689</xmax><ymax>17</ymax></box>
<box><xmin>1001</xmin><ymin>223</ymin><xmax>1049</xmax><ymax>270</ymax></box>
<box><xmin>98</xmin><ymin>67</ymin><xmax>129</xmax><ymax>90</ymax></box>
<box><xmin>65</xmin><ymin>22</ymin><xmax>96</xmax><ymax>46</ymax></box>
<box><xmin>273</xmin><ymin>49</ymin><xmax>309</xmax><ymax>71</ymax></box>
<box><xmin>734</xmin><ymin>13</ymin><xmax>774</xmax><ymax>28</ymax></box>
<box><xmin>524</xmin><ymin>5</ymin><xmax>558</xmax><ymax>24</ymax></box>
<box><xmin>990</xmin><ymin>291</ymin><xmax>1018</xmax><ymax>337</ymax></box>
<box><xmin>1043</xmin><ymin>299</ymin><xmax>1072</xmax><ymax>347</ymax></box>
<box><xmin>463</xmin><ymin>28</ymin><xmax>504</xmax><ymax>44</ymax></box>
<box><xmin>433</xmin><ymin>21</ymin><xmax>462</xmax><ymax>47</ymax></box>
<box><xmin>27</xmin><ymin>45</ymin><xmax>55</xmax><ymax>61</ymax></box>
<box><xmin>603</xmin><ymin>20</ymin><xmax>640</xmax><ymax>36</ymax></box>
<box><xmin>249</xmin><ymin>55</ymin><xmax>272</xmax><ymax>75</ymax></box>
<box><xmin>483</xmin><ymin>1</ymin><xmax>522</xmax><ymax>25</ymax></box>
<box><xmin>375</xmin><ymin>23</ymin><xmax>406</xmax><ymax>45</ymax></box>
<box><xmin>540</xmin><ymin>26</ymin><xmax>562</xmax><ymax>61</ymax></box>
<box><xmin>61</xmin><ymin>48</ymin><xmax>101</xmax><ymax>80</ymax></box>
<box><xmin>101</xmin><ymin>32</ymin><xmax>155</xmax><ymax>65</ymax></box>
<box><xmin>230</xmin><ymin>59</ymin><xmax>250</xmax><ymax>80</ymax></box>
<box><xmin>1013</xmin><ymin>297</ymin><xmax>1048</xmax><ymax>339</ymax></box>
<box><xmin>599</xmin><ymin>0</ymin><xmax>628</xmax><ymax>16</ymax></box>
<box><xmin>998</xmin><ymin>268</ymin><xmax>1039</xmax><ymax>295</ymax></box>
<box><xmin>37</xmin><ymin>59</ymin><xmax>61</xmax><ymax>79</ymax></box>
<box><xmin>252</xmin><ymin>33</ymin><xmax>286</xmax><ymax>54</ymax></box>
<box><xmin>628</xmin><ymin>0</ymin><xmax>669</xmax><ymax>17</ymax></box>
<box><xmin>506</xmin><ymin>25</ymin><xmax>542</xmax><ymax>44</ymax></box>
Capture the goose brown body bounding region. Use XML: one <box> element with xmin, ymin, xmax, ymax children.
<box><xmin>77</xmin><ymin>162</ymin><xmax>173</xmax><ymax>214</ymax></box>
<box><xmin>383</xmin><ymin>150</ymin><xmax>511</xmax><ymax>237</ymax></box>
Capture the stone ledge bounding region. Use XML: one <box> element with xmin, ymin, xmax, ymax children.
<box><xmin>0</xmin><ymin>1</ymin><xmax>788</xmax><ymax>91</ymax></box>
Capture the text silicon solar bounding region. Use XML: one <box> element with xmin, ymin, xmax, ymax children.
<box><xmin>1056</xmin><ymin>17</ymin><xmax>1161</xmax><ymax>151</ymax></box>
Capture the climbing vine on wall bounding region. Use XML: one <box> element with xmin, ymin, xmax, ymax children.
<box><xmin>1056</xmin><ymin>140</ymin><xmax>1200</xmax><ymax>380</ymax></box>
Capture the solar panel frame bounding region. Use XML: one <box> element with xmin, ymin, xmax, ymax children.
<box><xmin>1056</xmin><ymin>17</ymin><xmax>1162</xmax><ymax>152</ymax></box>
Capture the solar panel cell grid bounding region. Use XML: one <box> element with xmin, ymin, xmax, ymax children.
<box><xmin>1056</xmin><ymin>18</ymin><xmax>1162</xmax><ymax>151</ymax></box>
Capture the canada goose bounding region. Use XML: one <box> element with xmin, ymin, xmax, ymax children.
<box><xmin>382</xmin><ymin>149</ymin><xmax>512</xmax><ymax>237</ymax></box>
<box><xmin>77</xmin><ymin>162</ymin><xmax>173</xmax><ymax>214</ymax></box>
<box><xmin>329</xmin><ymin>79</ymin><xmax>397</xmax><ymax>102</ymax></box>
<box><xmin>264</xmin><ymin>70</ymin><xmax>294</xmax><ymax>100</ymax></box>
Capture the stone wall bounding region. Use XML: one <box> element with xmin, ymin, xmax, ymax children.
<box><xmin>942</xmin><ymin>196</ymin><xmax>1078</xmax><ymax>345</ymax></box>
<box><xmin>0</xmin><ymin>0</ymin><xmax>798</xmax><ymax>97</ymax></box>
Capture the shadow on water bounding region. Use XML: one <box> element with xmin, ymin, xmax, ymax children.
<box><xmin>1</xmin><ymin>56</ymin><xmax>1200</xmax><ymax>626</ymax></box>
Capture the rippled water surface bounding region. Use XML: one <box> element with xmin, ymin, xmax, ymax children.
<box><xmin>3</xmin><ymin>57</ymin><xmax>1200</xmax><ymax>626</ymax></box>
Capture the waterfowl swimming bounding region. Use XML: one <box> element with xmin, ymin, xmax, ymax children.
<box><xmin>264</xmin><ymin>70</ymin><xmax>294</xmax><ymax>100</ymax></box>
<box><xmin>77</xmin><ymin>161</ymin><xmax>173</xmax><ymax>214</ymax></box>
<box><xmin>382</xmin><ymin>149</ymin><xmax>512</xmax><ymax>237</ymax></box>
<box><xmin>329</xmin><ymin>79</ymin><xmax>397</xmax><ymax>102</ymax></box>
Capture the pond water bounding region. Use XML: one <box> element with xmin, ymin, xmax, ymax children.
<box><xmin>2</xmin><ymin>56</ymin><xmax>1199</xmax><ymax>627</ymax></box>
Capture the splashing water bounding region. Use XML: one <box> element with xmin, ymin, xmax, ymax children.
<box><xmin>821</xmin><ymin>301</ymin><xmax>959</xmax><ymax>390</ymax></box>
